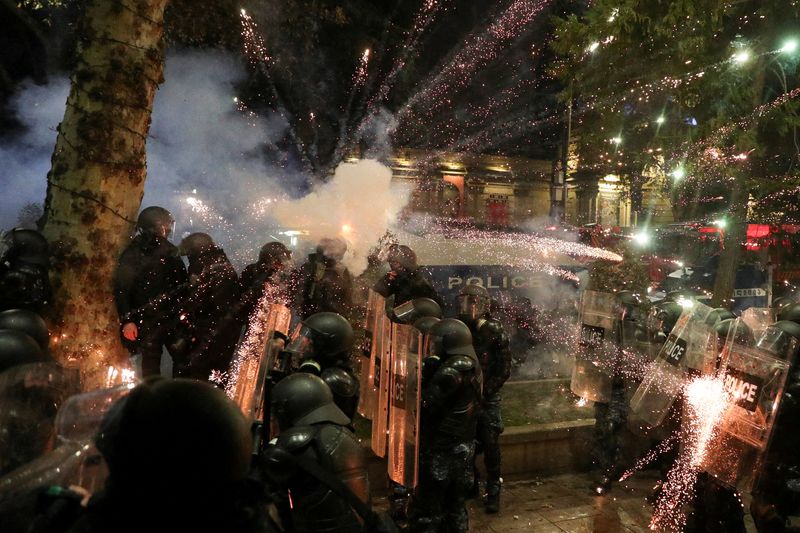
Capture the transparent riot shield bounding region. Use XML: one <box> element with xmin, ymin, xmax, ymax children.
<box><xmin>0</xmin><ymin>363</ymin><xmax>80</xmax><ymax>479</ymax></box>
<box><xmin>621</xmin><ymin>309</ymin><xmax>658</xmax><ymax>362</ymax></box>
<box><xmin>571</xmin><ymin>291</ymin><xmax>620</xmax><ymax>403</ymax></box>
<box><xmin>387</xmin><ymin>323</ymin><xmax>422</xmax><ymax>488</ymax></box>
<box><xmin>358</xmin><ymin>290</ymin><xmax>382</xmax><ymax>420</ymax></box>
<box><xmin>740</xmin><ymin>307</ymin><xmax>774</xmax><ymax>341</ymax></box>
<box><xmin>226</xmin><ymin>301</ymin><xmax>292</xmax><ymax>421</ymax></box>
<box><xmin>700</xmin><ymin>337</ymin><xmax>791</xmax><ymax>490</ymax></box>
<box><xmin>370</xmin><ymin>291</ymin><xmax>393</xmax><ymax>458</ymax></box>
<box><xmin>0</xmin><ymin>383</ymin><xmax>133</xmax><ymax>500</ymax></box>
<box><xmin>630</xmin><ymin>302</ymin><xmax>716</xmax><ymax>428</ymax></box>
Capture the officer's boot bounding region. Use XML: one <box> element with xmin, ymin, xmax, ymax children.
<box><xmin>485</xmin><ymin>478</ymin><xmax>501</xmax><ymax>514</ymax></box>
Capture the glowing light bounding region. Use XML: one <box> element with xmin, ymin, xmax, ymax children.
<box><xmin>732</xmin><ymin>50</ymin><xmax>751</xmax><ymax>64</ymax></box>
<box><xmin>677</xmin><ymin>297</ymin><xmax>694</xmax><ymax>309</ymax></box>
<box><xmin>781</xmin><ymin>39</ymin><xmax>798</xmax><ymax>53</ymax></box>
<box><xmin>602</xmin><ymin>174</ymin><xmax>619</xmax><ymax>182</ymax></box>
<box><xmin>607</xmin><ymin>8</ymin><xmax>619</xmax><ymax>22</ymax></box>
<box><xmin>611</xmin><ymin>136</ymin><xmax>622</xmax><ymax>144</ymax></box>
<box><xmin>671</xmin><ymin>167</ymin><xmax>686</xmax><ymax>180</ymax></box>
<box><xmin>341</xmin><ymin>223</ymin><xmax>352</xmax><ymax>234</ymax></box>
<box><xmin>713</xmin><ymin>218</ymin><xmax>727</xmax><ymax>229</ymax></box>
<box><xmin>632</xmin><ymin>231</ymin><xmax>650</xmax><ymax>246</ymax></box>
<box><xmin>656</xmin><ymin>115</ymin><xmax>666</xmax><ymax>124</ymax></box>
<box><xmin>587</xmin><ymin>41</ymin><xmax>600</xmax><ymax>53</ymax></box>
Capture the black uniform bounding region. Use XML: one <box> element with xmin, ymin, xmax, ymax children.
<box><xmin>468</xmin><ymin>317</ymin><xmax>512</xmax><ymax>503</ymax></box>
<box><xmin>295</xmin><ymin>253</ymin><xmax>354</xmax><ymax>320</ymax></box>
<box><xmin>180</xmin><ymin>245</ymin><xmax>242</xmax><ymax>380</ymax></box>
<box><xmin>264</xmin><ymin>373</ymin><xmax>371</xmax><ymax>533</ymax></box>
<box><xmin>373</xmin><ymin>269</ymin><xmax>442</xmax><ymax>309</ymax></box>
<box><xmin>410</xmin><ymin>354</ymin><xmax>482</xmax><ymax>533</ymax></box>
<box><xmin>266</xmin><ymin>424</ymin><xmax>370</xmax><ymax>533</ymax></box>
<box><xmin>112</xmin><ymin>232</ymin><xmax>188</xmax><ymax>377</ymax></box>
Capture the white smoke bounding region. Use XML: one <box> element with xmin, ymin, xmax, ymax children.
<box><xmin>269</xmin><ymin>159</ymin><xmax>411</xmax><ymax>275</ymax></box>
<box><xmin>0</xmin><ymin>78</ymin><xmax>69</xmax><ymax>228</ymax></box>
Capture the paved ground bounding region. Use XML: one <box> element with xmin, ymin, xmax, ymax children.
<box><xmin>376</xmin><ymin>469</ymin><xmax>759</xmax><ymax>532</ymax></box>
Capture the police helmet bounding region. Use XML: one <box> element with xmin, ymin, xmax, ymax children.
<box><xmin>0</xmin><ymin>310</ymin><xmax>49</xmax><ymax>352</ymax></box>
<box><xmin>287</xmin><ymin>312</ymin><xmax>354</xmax><ymax>360</ymax></box>
<box><xmin>756</xmin><ymin>320</ymin><xmax>800</xmax><ymax>359</ymax></box>
<box><xmin>413</xmin><ymin>316</ymin><xmax>441</xmax><ymax>335</ymax></box>
<box><xmin>778</xmin><ymin>303</ymin><xmax>800</xmax><ymax>324</ymax></box>
<box><xmin>178</xmin><ymin>232</ymin><xmax>215</xmax><ymax>257</ymax></box>
<box><xmin>706</xmin><ymin>307</ymin><xmax>736</xmax><ymax>326</ymax></box>
<box><xmin>95</xmin><ymin>378</ymin><xmax>251</xmax><ymax>493</ymax></box>
<box><xmin>715</xmin><ymin>318</ymin><xmax>755</xmax><ymax>348</ymax></box>
<box><xmin>393</xmin><ymin>297</ymin><xmax>442</xmax><ymax>324</ymax></box>
<box><xmin>428</xmin><ymin>318</ymin><xmax>476</xmax><ymax>359</ymax></box>
<box><xmin>2</xmin><ymin>229</ymin><xmax>49</xmax><ymax>266</ymax></box>
<box><xmin>0</xmin><ymin>330</ymin><xmax>49</xmax><ymax>373</ymax></box>
<box><xmin>457</xmin><ymin>283</ymin><xmax>491</xmax><ymax>321</ymax></box>
<box><xmin>258</xmin><ymin>241</ymin><xmax>291</xmax><ymax>265</ymax></box>
<box><xmin>387</xmin><ymin>245</ymin><xmax>418</xmax><ymax>271</ymax></box>
<box><xmin>136</xmin><ymin>206</ymin><xmax>175</xmax><ymax>238</ymax></box>
<box><xmin>271</xmin><ymin>373</ymin><xmax>350</xmax><ymax>430</ymax></box>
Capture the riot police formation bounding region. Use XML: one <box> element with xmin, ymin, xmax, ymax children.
<box><xmin>19</xmin><ymin>378</ymin><xmax>273</xmax><ymax>533</ymax></box>
<box><xmin>176</xmin><ymin>232</ymin><xmax>243</xmax><ymax>380</ymax></box>
<box><xmin>295</xmin><ymin>237</ymin><xmax>354</xmax><ymax>320</ymax></box>
<box><xmin>456</xmin><ymin>283</ymin><xmax>511</xmax><ymax>513</ymax></box>
<box><xmin>262</xmin><ymin>373</ymin><xmax>371</xmax><ymax>533</ymax></box>
<box><xmin>409</xmin><ymin>318</ymin><xmax>482</xmax><ymax>533</ymax></box>
<box><xmin>750</xmin><ymin>304</ymin><xmax>800</xmax><ymax>532</ymax></box>
<box><xmin>113</xmin><ymin>207</ymin><xmax>188</xmax><ymax>377</ymax></box>
<box><xmin>373</xmin><ymin>245</ymin><xmax>443</xmax><ymax>311</ymax></box>
<box><xmin>0</xmin><ymin>228</ymin><xmax>52</xmax><ymax>313</ymax></box>
<box><xmin>291</xmin><ymin>311</ymin><xmax>360</xmax><ymax>420</ymax></box>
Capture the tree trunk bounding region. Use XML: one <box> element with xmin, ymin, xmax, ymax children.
<box><xmin>710</xmin><ymin>172</ymin><xmax>748</xmax><ymax>308</ymax></box>
<box><xmin>40</xmin><ymin>0</ymin><xmax>169</xmax><ymax>390</ymax></box>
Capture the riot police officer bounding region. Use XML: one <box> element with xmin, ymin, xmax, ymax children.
<box><xmin>0</xmin><ymin>228</ymin><xmax>52</xmax><ymax>313</ymax></box>
<box><xmin>177</xmin><ymin>232</ymin><xmax>242</xmax><ymax>381</ymax></box>
<box><xmin>262</xmin><ymin>373</ymin><xmax>370</xmax><ymax>533</ymax></box>
<box><xmin>294</xmin><ymin>237</ymin><xmax>354</xmax><ymax>320</ymax></box>
<box><xmin>241</xmin><ymin>241</ymin><xmax>293</xmax><ymax>318</ymax></box>
<box><xmin>409</xmin><ymin>318</ymin><xmax>482</xmax><ymax>533</ymax></box>
<box><xmin>22</xmin><ymin>378</ymin><xmax>271</xmax><ymax>533</ymax></box>
<box><xmin>373</xmin><ymin>245</ymin><xmax>442</xmax><ymax>311</ymax></box>
<box><xmin>113</xmin><ymin>207</ymin><xmax>188</xmax><ymax>377</ymax></box>
<box><xmin>290</xmin><ymin>312</ymin><xmax>360</xmax><ymax>420</ymax></box>
<box><xmin>455</xmin><ymin>283</ymin><xmax>511</xmax><ymax>513</ymax></box>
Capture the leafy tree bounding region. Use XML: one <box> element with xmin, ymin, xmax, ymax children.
<box><xmin>551</xmin><ymin>0</ymin><xmax>800</xmax><ymax>306</ymax></box>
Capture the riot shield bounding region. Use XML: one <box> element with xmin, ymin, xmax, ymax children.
<box><xmin>370</xmin><ymin>291</ymin><xmax>393</xmax><ymax>458</ymax></box>
<box><xmin>358</xmin><ymin>290</ymin><xmax>381</xmax><ymax>420</ymax></box>
<box><xmin>226</xmin><ymin>301</ymin><xmax>291</xmax><ymax>421</ymax></box>
<box><xmin>387</xmin><ymin>322</ymin><xmax>422</xmax><ymax>488</ymax></box>
<box><xmin>0</xmin><ymin>383</ymin><xmax>133</xmax><ymax>499</ymax></box>
<box><xmin>740</xmin><ymin>307</ymin><xmax>774</xmax><ymax>340</ymax></box>
<box><xmin>0</xmin><ymin>363</ymin><xmax>80</xmax><ymax>478</ymax></box>
<box><xmin>700</xmin><ymin>334</ymin><xmax>791</xmax><ymax>490</ymax></box>
<box><xmin>571</xmin><ymin>291</ymin><xmax>620</xmax><ymax>403</ymax></box>
<box><xmin>630</xmin><ymin>302</ymin><xmax>716</xmax><ymax>428</ymax></box>
<box><xmin>621</xmin><ymin>309</ymin><xmax>658</xmax><ymax>361</ymax></box>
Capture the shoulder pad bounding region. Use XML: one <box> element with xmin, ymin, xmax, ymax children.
<box><xmin>443</xmin><ymin>355</ymin><xmax>477</xmax><ymax>373</ymax></box>
<box><xmin>275</xmin><ymin>425</ymin><xmax>315</xmax><ymax>451</ymax></box>
<box><xmin>321</xmin><ymin>367</ymin><xmax>359</xmax><ymax>398</ymax></box>
<box><xmin>479</xmin><ymin>318</ymin><xmax>505</xmax><ymax>336</ymax></box>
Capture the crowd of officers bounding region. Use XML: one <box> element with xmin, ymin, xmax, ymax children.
<box><xmin>0</xmin><ymin>205</ymin><xmax>513</xmax><ymax>533</ymax></box>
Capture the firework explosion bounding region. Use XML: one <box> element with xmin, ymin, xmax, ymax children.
<box><xmin>650</xmin><ymin>376</ymin><xmax>729</xmax><ymax>533</ymax></box>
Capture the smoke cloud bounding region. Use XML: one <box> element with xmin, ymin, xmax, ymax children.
<box><xmin>0</xmin><ymin>78</ymin><xmax>69</xmax><ymax>228</ymax></box>
<box><xmin>0</xmin><ymin>50</ymin><xmax>410</xmax><ymax>274</ymax></box>
<box><xmin>268</xmin><ymin>159</ymin><xmax>411</xmax><ymax>275</ymax></box>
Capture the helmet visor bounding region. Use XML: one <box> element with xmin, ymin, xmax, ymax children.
<box><xmin>458</xmin><ymin>294</ymin><xmax>488</xmax><ymax>321</ymax></box>
<box><xmin>393</xmin><ymin>300</ymin><xmax>418</xmax><ymax>323</ymax></box>
<box><xmin>757</xmin><ymin>328</ymin><xmax>800</xmax><ymax>360</ymax></box>
<box><xmin>286</xmin><ymin>325</ymin><xmax>315</xmax><ymax>358</ymax></box>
